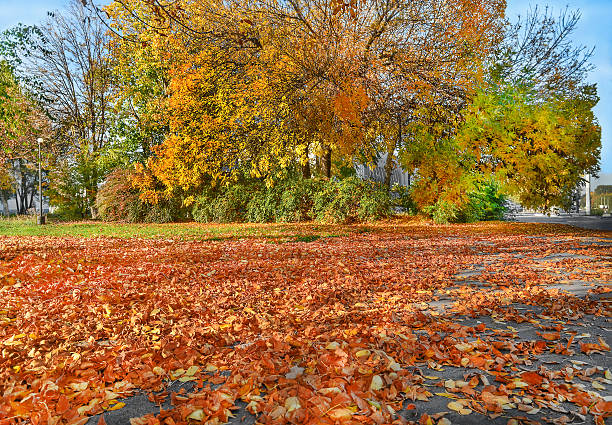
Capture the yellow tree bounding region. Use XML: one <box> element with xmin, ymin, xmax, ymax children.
<box><xmin>107</xmin><ymin>0</ymin><xmax>505</xmax><ymax>199</ymax></box>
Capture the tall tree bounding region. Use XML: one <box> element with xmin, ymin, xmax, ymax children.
<box><xmin>0</xmin><ymin>61</ymin><xmax>51</xmax><ymax>215</ymax></box>
<box><xmin>25</xmin><ymin>0</ymin><xmax>113</xmax><ymax>217</ymax></box>
<box><xmin>106</xmin><ymin>0</ymin><xmax>505</xmax><ymax>200</ymax></box>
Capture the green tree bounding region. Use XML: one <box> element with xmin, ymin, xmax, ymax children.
<box><xmin>455</xmin><ymin>82</ymin><xmax>600</xmax><ymax>210</ymax></box>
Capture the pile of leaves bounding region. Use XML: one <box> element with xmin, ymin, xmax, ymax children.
<box><xmin>0</xmin><ymin>221</ymin><xmax>610</xmax><ymax>425</ymax></box>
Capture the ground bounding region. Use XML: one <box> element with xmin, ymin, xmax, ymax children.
<box><xmin>513</xmin><ymin>214</ymin><xmax>612</xmax><ymax>232</ymax></box>
<box><xmin>0</xmin><ymin>218</ymin><xmax>610</xmax><ymax>425</ymax></box>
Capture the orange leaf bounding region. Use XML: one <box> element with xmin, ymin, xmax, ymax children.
<box><xmin>521</xmin><ymin>371</ymin><xmax>543</xmax><ymax>386</ymax></box>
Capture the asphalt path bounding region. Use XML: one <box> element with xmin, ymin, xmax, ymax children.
<box><xmin>512</xmin><ymin>214</ymin><xmax>612</xmax><ymax>232</ymax></box>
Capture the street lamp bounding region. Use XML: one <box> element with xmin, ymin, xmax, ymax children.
<box><xmin>37</xmin><ymin>138</ymin><xmax>45</xmax><ymax>225</ymax></box>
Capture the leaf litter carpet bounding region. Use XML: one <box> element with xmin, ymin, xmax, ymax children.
<box><xmin>0</xmin><ymin>223</ymin><xmax>611</xmax><ymax>425</ymax></box>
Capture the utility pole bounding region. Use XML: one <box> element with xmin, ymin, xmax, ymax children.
<box><xmin>37</xmin><ymin>138</ymin><xmax>45</xmax><ymax>225</ymax></box>
<box><xmin>585</xmin><ymin>174</ymin><xmax>591</xmax><ymax>215</ymax></box>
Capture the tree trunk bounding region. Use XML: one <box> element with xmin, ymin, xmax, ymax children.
<box><xmin>0</xmin><ymin>191</ymin><xmax>9</xmax><ymax>216</ymax></box>
<box><xmin>301</xmin><ymin>145</ymin><xmax>311</xmax><ymax>179</ymax></box>
<box><xmin>383</xmin><ymin>151</ymin><xmax>395</xmax><ymax>189</ymax></box>
<box><xmin>28</xmin><ymin>187</ymin><xmax>35</xmax><ymax>211</ymax></box>
<box><xmin>16</xmin><ymin>190</ymin><xmax>24</xmax><ymax>214</ymax></box>
<box><xmin>90</xmin><ymin>167</ymin><xmax>98</xmax><ymax>218</ymax></box>
<box><xmin>384</xmin><ymin>118</ymin><xmax>402</xmax><ymax>190</ymax></box>
<box><xmin>321</xmin><ymin>146</ymin><xmax>332</xmax><ymax>178</ymax></box>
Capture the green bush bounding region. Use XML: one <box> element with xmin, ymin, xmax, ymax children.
<box><xmin>192</xmin><ymin>184</ymin><xmax>254</xmax><ymax>223</ymax></box>
<box><xmin>425</xmin><ymin>200</ymin><xmax>460</xmax><ymax>224</ymax></box>
<box><xmin>391</xmin><ymin>183</ymin><xmax>417</xmax><ymax>214</ymax></box>
<box><xmin>192</xmin><ymin>177</ymin><xmax>392</xmax><ymax>224</ymax></box>
<box><xmin>457</xmin><ymin>180</ymin><xmax>507</xmax><ymax>222</ymax></box>
<box><xmin>246</xmin><ymin>188</ymin><xmax>279</xmax><ymax>222</ymax></box>
<box><xmin>421</xmin><ymin>180</ymin><xmax>507</xmax><ymax>224</ymax></box>
<box><xmin>277</xmin><ymin>178</ymin><xmax>323</xmax><ymax>222</ymax></box>
<box><xmin>313</xmin><ymin>177</ymin><xmax>390</xmax><ymax>223</ymax></box>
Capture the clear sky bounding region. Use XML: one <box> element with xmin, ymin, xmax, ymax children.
<box><xmin>1</xmin><ymin>0</ymin><xmax>611</xmax><ymax>174</ymax></box>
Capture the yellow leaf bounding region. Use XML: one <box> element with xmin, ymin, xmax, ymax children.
<box><xmin>107</xmin><ymin>402</ymin><xmax>125</xmax><ymax>411</ymax></box>
<box><xmin>454</xmin><ymin>343</ymin><xmax>472</xmax><ymax>352</ymax></box>
<box><xmin>185</xmin><ymin>365</ymin><xmax>199</xmax><ymax>376</ymax></box>
<box><xmin>370</xmin><ymin>375</ymin><xmax>384</xmax><ymax>391</ymax></box>
<box><xmin>592</xmin><ymin>382</ymin><xmax>606</xmax><ymax>390</ymax></box>
<box><xmin>355</xmin><ymin>349</ymin><xmax>370</xmax><ymax>358</ymax></box>
<box><xmin>435</xmin><ymin>392</ymin><xmax>458</xmax><ymax>399</ymax></box>
<box><xmin>170</xmin><ymin>368</ymin><xmax>185</xmax><ymax>379</ymax></box>
<box><xmin>285</xmin><ymin>396</ymin><xmax>300</xmax><ymax>412</ymax></box>
<box><xmin>187</xmin><ymin>409</ymin><xmax>204</xmax><ymax>421</ymax></box>
<box><xmin>447</xmin><ymin>401</ymin><xmax>465</xmax><ymax>412</ymax></box>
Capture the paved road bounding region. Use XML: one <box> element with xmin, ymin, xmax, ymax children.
<box><xmin>512</xmin><ymin>213</ymin><xmax>612</xmax><ymax>232</ymax></box>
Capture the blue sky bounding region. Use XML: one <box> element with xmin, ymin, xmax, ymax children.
<box><xmin>1</xmin><ymin>0</ymin><xmax>611</xmax><ymax>175</ymax></box>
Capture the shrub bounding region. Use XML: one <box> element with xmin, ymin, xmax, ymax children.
<box><xmin>96</xmin><ymin>168</ymin><xmax>143</xmax><ymax>222</ymax></box>
<box><xmin>313</xmin><ymin>177</ymin><xmax>391</xmax><ymax>223</ymax></box>
<box><xmin>246</xmin><ymin>188</ymin><xmax>279</xmax><ymax>223</ymax></box>
<box><xmin>277</xmin><ymin>178</ymin><xmax>323</xmax><ymax>222</ymax></box>
<box><xmin>425</xmin><ymin>200</ymin><xmax>460</xmax><ymax>224</ymax></box>
<box><xmin>390</xmin><ymin>183</ymin><xmax>417</xmax><ymax>214</ymax></box>
<box><xmin>357</xmin><ymin>181</ymin><xmax>392</xmax><ymax>221</ymax></box>
<box><xmin>97</xmin><ymin>168</ymin><xmax>187</xmax><ymax>223</ymax></box>
<box><xmin>192</xmin><ymin>177</ymin><xmax>392</xmax><ymax>224</ymax></box>
<box><xmin>192</xmin><ymin>183</ymin><xmax>255</xmax><ymax>222</ymax></box>
<box><xmin>191</xmin><ymin>188</ymin><xmax>217</xmax><ymax>223</ymax></box>
<box><xmin>457</xmin><ymin>180</ymin><xmax>507</xmax><ymax>222</ymax></box>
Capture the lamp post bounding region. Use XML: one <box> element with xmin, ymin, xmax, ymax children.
<box><xmin>37</xmin><ymin>137</ymin><xmax>45</xmax><ymax>225</ymax></box>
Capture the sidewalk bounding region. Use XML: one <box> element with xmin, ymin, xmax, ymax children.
<box><xmin>512</xmin><ymin>213</ymin><xmax>612</xmax><ymax>232</ymax></box>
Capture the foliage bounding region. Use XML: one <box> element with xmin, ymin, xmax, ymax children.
<box><xmin>390</xmin><ymin>184</ymin><xmax>417</xmax><ymax>214</ymax></box>
<box><xmin>192</xmin><ymin>184</ymin><xmax>254</xmax><ymax>223</ymax></box>
<box><xmin>108</xmin><ymin>0</ymin><xmax>505</xmax><ymax>198</ymax></box>
<box><xmin>402</xmin><ymin>126</ymin><xmax>473</xmax><ymax>219</ymax></box>
<box><xmin>594</xmin><ymin>185</ymin><xmax>612</xmax><ymax>195</ymax></box>
<box><xmin>96</xmin><ymin>167</ymin><xmax>186</xmax><ymax>223</ymax></box>
<box><xmin>277</xmin><ymin>178</ymin><xmax>324</xmax><ymax>222</ymax></box>
<box><xmin>96</xmin><ymin>168</ymin><xmax>142</xmax><ymax>222</ymax></box>
<box><xmin>16</xmin><ymin>1</ymin><xmax>115</xmax><ymax>218</ymax></box>
<box><xmin>456</xmin><ymin>83</ymin><xmax>600</xmax><ymax>211</ymax></box>
<box><xmin>0</xmin><ymin>61</ymin><xmax>52</xmax><ymax>215</ymax></box>
<box><xmin>312</xmin><ymin>177</ymin><xmax>391</xmax><ymax>223</ymax></box>
<box><xmin>457</xmin><ymin>180</ymin><xmax>507</xmax><ymax>222</ymax></box>
<box><xmin>191</xmin><ymin>177</ymin><xmax>391</xmax><ymax>224</ymax></box>
<box><xmin>424</xmin><ymin>200</ymin><xmax>460</xmax><ymax>225</ymax></box>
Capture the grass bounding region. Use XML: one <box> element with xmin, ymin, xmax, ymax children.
<box><xmin>0</xmin><ymin>215</ymin><xmax>601</xmax><ymax>241</ymax></box>
<box><xmin>0</xmin><ymin>216</ymin><xmax>353</xmax><ymax>241</ymax></box>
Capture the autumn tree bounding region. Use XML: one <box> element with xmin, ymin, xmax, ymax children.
<box><xmin>20</xmin><ymin>0</ymin><xmax>114</xmax><ymax>218</ymax></box>
<box><xmin>105</xmin><ymin>0</ymin><xmax>173</xmax><ymax>162</ymax></box>
<box><xmin>0</xmin><ymin>61</ymin><xmax>51</xmax><ymax>215</ymax></box>
<box><xmin>104</xmin><ymin>0</ymin><xmax>505</xmax><ymax>203</ymax></box>
<box><xmin>454</xmin><ymin>7</ymin><xmax>601</xmax><ymax>211</ymax></box>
